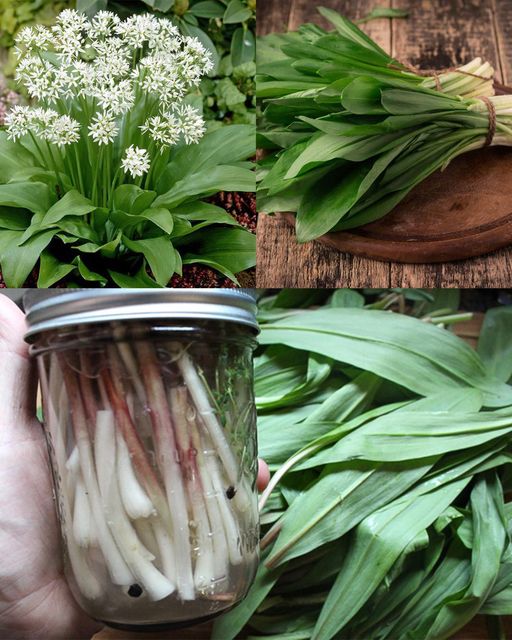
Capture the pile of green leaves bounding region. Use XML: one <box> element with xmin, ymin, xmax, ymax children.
<box><xmin>77</xmin><ymin>0</ymin><xmax>256</xmax><ymax>126</ymax></box>
<box><xmin>213</xmin><ymin>289</ymin><xmax>512</xmax><ymax>640</ymax></box>
<box><xmin>257</xmin><ymin>8</ymin><xmax>512</xmax><ymax>242</ymax></box>
<box><xmin>0</xmin><ymin>125</ymin><xmax>255</xmax><ymax>287</ymax></box>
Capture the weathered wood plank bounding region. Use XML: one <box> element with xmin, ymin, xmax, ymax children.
<box><xmin>257</xmin><ymin>214</ymin><xmax>390</xmax><ymax>287</ymax></box>
<box><xmin>256</xmin><ymin>0</ymin><xmax>291</xmax><ymax>35</ymax></box>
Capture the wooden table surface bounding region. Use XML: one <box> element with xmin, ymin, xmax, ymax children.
<box><xmin>256</xmin><ymin>0</ymin><xmax>512</xmax><ymax>288</ymax></box>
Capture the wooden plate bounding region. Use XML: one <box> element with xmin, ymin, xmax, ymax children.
<box><xmin>283</xmin><ymin>146</ymin><xmax>512</xmax><ymax>264</ymax></box>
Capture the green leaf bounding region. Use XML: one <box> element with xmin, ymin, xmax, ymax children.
<box><xmin>108</xmin><ymin>262</ymin><xmax>163</xmax><ymax>288</ymax></box>
<box><xmin>189</xmin><ymin>1</ymin><xmax>225</xmax><ymax>17</ymax></box>
<box><xmin>259</xmin><ymin>308</ymin><xmax>512</xmax><ymax>407</ymax></box>
<box><xmin>312</xmin><ymin>478</ymin><xmax>469</xmax><ymax>640</ymax></box>
<box><xmin>189</xmin><ymin>226</ymin><xmax>256</xmax><ymax>273</ymax></box>
<box><xmin>75</xmin><ymin>257</ymin><xmax>108</xmax><ymax>284</ymax></box>
<box><xmin>76</xmin><ymin>0</ymin><xmax>108</xmax><ymax>17</ymax></box>
<box><xmin>223</xmin><ymin>0</ymin><xmax>252</xmax><ymax>24</ymax></box>
<box><xmin>231</xmin><ymin>27</ymin><xmax>255</xmax><ymax>66</ymax></box>
<box><xmin>170</xmin><ymin>201</ymin><xmax>239</xmax><ymax>225</ymax></box>
<box><xmin>329</xmin><ymin>289</ymin><xmax>365</xmax><ymax>308</ymax></box>
<box><xmin>477</xmin><ymin>306</ymin><xmax>512</xmax><ymax>383</ymax></box>
<box><xmin>113</xmin><ymin>185</ymin><xmax>157</xmax><ymax>215</ymax></box>
<box><xmin>0</xmin><ymin>131</ymin><xmax>37</xmax><ymax>183</ymax></box>
<box><xmin>154</xmin><ymin>165</ymin><xmax>255</xmax><ymax>208</ymax></box>
<box><xmin>37</xmin><ymin>250</ymin><xmax>75</xmax><ymax>287</ymax></box>
<box><xmin>157</xmin><ymin>125</ymin><xmax>255</xmax><ymax>191</ymax></box>
<box><xmin>0</xmin><ymin>182</ymin><xmax>52</xmax><ymax>216</ymax></box>
<box><xmin>110</xmin><ymin>207</ymin><xmax>174</xmax><ymax>235</ymax></box>
<box><xmin>0</xmin><ymin>207</ymin><xmax>31</xmax><ymax>231</ymax></box>
<box><xmin>424</xmin><ymin>474</ymin><xmax>506</xmax><ymax>639</ymax></box>
<box><xmin>20</xmin><ymin>190</ymin><xmax>96</xmax><ymax>244</ymax></box>
<box><xmin>182</xmin><ymin>256</ymin><xmax>239</xmax><ymax>282</ymax></box>
<box><xmin>0</xmin><ymin>229</ymin><xmax>55</xmax><ymax>287</ymax></box>
<box><xmin>122</xmin><ymin>235</ymin><xmax>177</xmax><ymax>286</ymax></box>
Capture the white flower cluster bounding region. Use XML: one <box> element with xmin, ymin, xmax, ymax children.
<box><xmin>122</xmin><ymin>145</ymin><xmax>151</xmax><ymax>178</ymax></box>
<box><xmin>140</xmin><ymin>104</ymin><xmax>206</xmax><ymax>152</ymax></box>
<box><xmin>5</xmin><ymin>105</ymin><xmax>80</xmax><ymax>146</ymax></box>
<box><xmin>9</xmin><ymin>9</ymin><xmax>210</xmax><ymax>156</ymax></box>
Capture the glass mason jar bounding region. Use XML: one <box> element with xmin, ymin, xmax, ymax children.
<box><xmin>24</xmin><ymin>290</ymin><xmax>260</xmax><ymax>630</ymax></box>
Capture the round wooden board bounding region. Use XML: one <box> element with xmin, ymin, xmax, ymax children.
<box><xmin>283</xmin><ymin>146</ymin><xmax>512</xmax><ymax>264</ymax></box>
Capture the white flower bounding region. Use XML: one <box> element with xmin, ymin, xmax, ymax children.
<box><xmin>174</xmin><ymin>104</ymin><xmax>206</xmax><ymax>144</ymax></box>
<box><xmin>52</xmin><ymin>9</ymin><xmax>90</xmax><ymax>61</ymax></box>
<box><xmin>88</xmin><ymin>111</ymin><xmax>119</xmax><ymax>145</ymax></box>
<box><xmin>95</xmin><ymin>79</ymin><xmax>135</xmax><ymax>115</ymax></box>
<box><xmin>140</xmin><ymin>113</ymin><xmax>181</xmax><ymax>151</ymax></box>
<box><xmin>5</xmin><ymin>105</ymin><xmax>33</xmax><ymax>140</ymax></box>
<box><xmin>115</xmin><ymin>14</ymin><xmax>161</xmax><ymax>49</ymax></box>
<box><xmin>45</xmin><ymin>115</ymin><xmax>81</xmax><ymax>146</ymax></box>
<box><xmin>121</xmin><ymin>145</ymin><xmax>151</xmax><ymax>177</ymax></box>
<box><xmin>90</xmin><ymin>11</ymin><xmax>121</xmax><ymax>40</ymax></box>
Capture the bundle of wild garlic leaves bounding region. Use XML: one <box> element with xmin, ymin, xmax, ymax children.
<box><xmin>213</xmin><ymin>289</ymin><xmax>512</xmax><ymax>640</ymax></box>
<box><xmin>257</xmin><ymin>8</ymin><xmax>512</xmax><ymax>242</ymax></box>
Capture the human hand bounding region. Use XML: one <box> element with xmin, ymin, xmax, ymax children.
<box><xmin>0</xmin><ymin>294</ymin><xmax>102</xmax><ymax>640</ymax></box>
<box><xmin>0</xmin><ymin>293</ymin><xmax>270</xmax><ymax>639</ymax></box>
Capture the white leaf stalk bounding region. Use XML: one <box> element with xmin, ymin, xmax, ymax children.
<box><xmin>40</xmin><ymin>356</ymin><xmax>103</xmax><ymax>600</ymax></box>
<box><xmin>7</xmin><ymin>9</ymin><xmax>212</xmax><ymax>206</ymax></box>
<box><xmin>45</xmin><ymin>335</ymin><xmax>253</xmax><ymax>608</ymax></box>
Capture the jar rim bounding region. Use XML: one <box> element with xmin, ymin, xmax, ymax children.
<box><xmin>24</xmin><ymin>289</ymin><xmax>259</xmax><ymax>340</ymax></box>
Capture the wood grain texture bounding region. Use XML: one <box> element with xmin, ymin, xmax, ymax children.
<box><xmin>256</xmin><ymin>0</ymin><xmax>512</xmax><ymax>288</ymax></box>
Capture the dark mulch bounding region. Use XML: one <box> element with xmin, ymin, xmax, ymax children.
<box><xmin>169</xmin><ymin>191</ymin><xmax>256</xmax><ymax>288</ymax></box>
<box><xmin>0</xmin><ymin>191</ymin><xmax>257</xmax><ymax>289</ymax></box>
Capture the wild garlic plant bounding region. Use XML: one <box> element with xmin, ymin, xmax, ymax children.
<box><xmin>7</xmin><ymin>9</ymin><xmax>212</xmax><ymax>207</ymax></box>
<box><xmin>0</xmin><ymin>8</ymin><xmax>256</xmax><ymax>288</ymax></box>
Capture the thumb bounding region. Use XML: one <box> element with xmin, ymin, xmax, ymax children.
<box><xmin>0</xmin><ymin>294</ymin><xmax>37</xmax><ymax>443</ymax></box>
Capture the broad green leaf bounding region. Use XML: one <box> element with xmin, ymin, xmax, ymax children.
<box><xmin>223</xmin><ymin>0</ymin><xmax>252</xmax><ymax>24</ymax></box>
<box><xmin>122</xmin><ymin>235</ymin><xmax>176</xmax><ymax>286</ymax></box>
<box><xmin>75</xmin><ymin>257</ymin><xmax>108</xmax><ymax>284</ymax></box>
<box><xmin>20</xmin><ymin>190</ymin><xmax>96</xmax><ymax>243</ymax></box>
<box><xmin>182</xmin><ymin>256</ymin><xmax>239</xmax><ymax>283</ymax></box>
<box><xmin>154</xmin><ymin>165</ymin><xmax>254</xmax><ymax>208</ymax></box>
<box><xmin>312</xmin><ymin>478</ymin><xmax>469</xmax><ymax>640</ymax></box>
<box><xmin>110</xmin><ymin>207</ymin><xmax>174</xmax><ymax>235</ymax></box>
<box><xmin>0</xmin><ymin>182</ymin><xmax>52</xmax><ymax>216</ymax></box>
<box><xmin>113</xmin><ymin>185</ymin><xmax>157</xmax><ymax>214</ymax></box>
<box><xmin>170</xmin><ymin>201</ymin><xmax>239</xmax><ymax>227</ymax></box>
<box><xmin>75</xmin><ymin>234</ymin><xmax>121</xmax><ymax>259</ymax></box>
<box><xmin>189</xmin><ymin>1</ymin><xmax>225</xmax><ymax>18</ymax></box>
<box><xmin>0</xmin><ymin>207</ymin><xmax>31</xmax><ymax>231</ymax></box>
<box><xmin>0</xmin><ymin>131</ymin><xmax>37</xmax><ymax>183</ymax></box>
<box><xmin>37</xmin><ymin>250</ymin><xmax>75</xmax><ymax>287</ymax></box>
<box><xmin>157</xmin><ymin>125</ymin><xmax>255</xmax><ymax>190</ymax></box>
<box><xmin>477</xmin><ymin>306</ymin><xmax>512</xmax><ymax>383</ymax></box>
<box><xmin>259</xmin><ymin>308</ymin><xmax>512</xmax><ymax>406</ymax></box>
<box><xmin>255</xmin><ymin>348</ymin><xmax>332</xmax><ymax>410</ymax></box>
<box><xmin>189</xmin><ymin>226</ymin><xmax>256</xmax><ymax>273</ymax></box>
<box><xmin>109</xmin><ymin>262</ymin><xmax>162</xmax><ymax>288</ymax></box>
<box><xmin>0</xmin><ymin>229</ymin><xmax>55</xmax><ymax>287</ymax></box>
<box><xmin>329</xmin><ymin>289</ymin><xmax>365</xmax><ymax>307</ymax></box>
<box><xmin>422</xmin><ymin>473</ymin><xmax>506</xmax><ymax>639</ymax></box>
<box><xmin>231</xmin><ymin>27</ymin><xmax>255</xmax><ymax>67</ymax></box>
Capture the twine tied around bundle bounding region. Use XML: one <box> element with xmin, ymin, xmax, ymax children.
<box><xmin>387</xmin><ymin>60</ymin><xmax>512</xmax><ymax>147</ymax></box>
